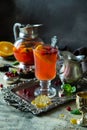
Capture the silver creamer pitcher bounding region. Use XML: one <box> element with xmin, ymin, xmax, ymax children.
<box><xmin>58</xmin><ymin>51</ymin><xmax>83</xmax><ymax>83</ymax></box>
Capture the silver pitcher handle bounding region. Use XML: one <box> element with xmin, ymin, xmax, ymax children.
<box><xmin>13</xmin><ymin>23</ymin><xmax>22</xmax><ymax>41</ymax></box>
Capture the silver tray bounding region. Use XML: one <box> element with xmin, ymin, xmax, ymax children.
<box><xmin>1</xmin><ymin>78</ymin><xmax>76</xmax><ymax>115</ymax></box>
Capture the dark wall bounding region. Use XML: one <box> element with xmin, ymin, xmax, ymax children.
<box><xmin>1</xmin><ymin>0</ymin><xmax>87</xmax><ymax>50</ymax></box>
<box><xmin>14</xmin><ymin>0</ymin><xmax>87</xmax><ymax>50</ymax></box>
<box><xmin>0</xmin><ymin>0</ymin><xmax>15</xmax><ymax>41</ymax></box>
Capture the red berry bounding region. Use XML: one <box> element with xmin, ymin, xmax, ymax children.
<box><xmin>44</xmin><ymin>46</ymin><xmax>51</xmax><ymax>50</ymax></box>
<box><xmin>23</xmin><ymin>89</ymin><xmax>27</xmax><ymax>95</ymax></box>
<box><xmin>18</xmin><ymin>68</ymin><xmax>23</xmax><ymax>73</ymax></box>
<box><xmin>26</xmin><ymin>91</ymin><xmax>30</xmax><ymax>97</ymax></box>
<box><xmin>40</xmin><ymin>50</ymin><xmax>47</xmax><ymax>55</ymax></box>
<box><xmin>0</xmin><ymin>84</ymin><xmax>3</xmax><ymax>88</ymax></box>
<box><xmin>54</xmin><ymin>80</ymin><xmax>61</xmax><ymax>86</ymax></box>
<box><xmin>66</xmin><ymin>106</ymin><xmax>71</xmax><ymax>111</ymax></box>
<box><xmin>61</xmin><ymin>93</ymin><xmax>65</xmax><ymax>97</ymax></box>
<box><xmin>51</xmin><ymin>48</ymin><xmax>57</xmax><ymax>54</ymax></box>
<box><xmin>5</xmin><ymin>71</ymin><xmax>18</xmax><ymax>78</ymax></box>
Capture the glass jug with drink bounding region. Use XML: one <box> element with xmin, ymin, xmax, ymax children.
<box><xmin>13</xmin><ymin>23</ymin><xmax>44</xmax><ymax>75</ymax></box>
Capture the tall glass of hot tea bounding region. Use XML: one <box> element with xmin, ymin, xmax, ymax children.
<box><xmin>33</xmin><ymin>44</ymin><xmax>58</xmax><ymax>97</ymax></box>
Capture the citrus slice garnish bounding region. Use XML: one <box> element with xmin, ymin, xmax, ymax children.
<box><xmin>35</xmin><ymin>45</ymin><xmax>43</xmax><ymax>50</ymax></box>
<box><xmin>35</xmin><ymin>45</ymin><xmax>50</xmax><ymax>62</ymax></box>
<box><xmin>0</xmin><ymin>41</ymin><xmax>14</xmax><ymax>57</ymax></box>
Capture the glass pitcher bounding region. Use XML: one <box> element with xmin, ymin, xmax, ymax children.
<box><xmin>13</xmin><ymin>23</ymin><xmax>44</xmax><ymax>70</ymax></box>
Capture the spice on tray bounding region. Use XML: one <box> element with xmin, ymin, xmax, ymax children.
<box><xmin>31</xmin><ymin>95</ymin><xmax>52</xmax><ymax>108</ymax></box>
<box><xmin>70</xmin><ymin>118</ymin><xmax>77</xmax><ymax>124</ymax></box>
<box><xmin>59</xmin><ymin>114</ymin><xmax>65</xmax><ymax>118</ymax></box>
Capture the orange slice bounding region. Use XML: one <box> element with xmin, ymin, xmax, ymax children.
<box><xmin>34</xmin><ymin>45</ymin><xmax>57</xmax><ymax>64</ymax></box>
<box><xmin>34</xmin><ymin>45</ymin><xmax>50</xmax><ymax>63</ymax></box>
<box><xmin>35</xmin><ymin>44</ymin><xmax>43</xmax><ymax>51</ymax></box>
<box><xmin>0</xmin><ymin>41</ymin><xmax>14</xmax><ymax>57</ymax></box>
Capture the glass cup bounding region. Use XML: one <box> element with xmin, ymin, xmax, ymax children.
<box><xmin>33</xmin><ymin>44</ymin><xmax>58</xmax><ymax>98</ymax></box>
<box><xmin>76</xmin><ymin>91</ymin><xmax>87</xmax><ymax>126</ymax></box>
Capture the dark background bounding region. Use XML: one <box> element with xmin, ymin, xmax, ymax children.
<box><xmin>0</xmin><ymin>0</ymin><xmax>87</xmax><ymax>50</ymax></box>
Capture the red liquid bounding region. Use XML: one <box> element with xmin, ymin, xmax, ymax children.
<box><xmin>33</xmin><ymin>45</ymin><xmax>58</xmax><ymax>80</ymax></box>
<box><xmin>13</xmin><ymin>41</ymin><xmax>43</xmax><ymax>65</ymax></box>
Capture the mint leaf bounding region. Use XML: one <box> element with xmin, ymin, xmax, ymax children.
<box><xmin>71</xmin><ymin>109</ymin><xmax>81</xmax><ymax>115</ymax></box>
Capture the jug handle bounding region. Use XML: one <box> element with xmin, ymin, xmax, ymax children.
<box><xmin>13</xmin><ymin>23</ymin><xmax>21</xmax><ymax>41</ymax></box>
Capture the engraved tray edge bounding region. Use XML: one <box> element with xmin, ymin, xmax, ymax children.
<box><xmin>1</xmin><ymin>79</ymin><xmax>76</xmax><ymax>115</ymax></box>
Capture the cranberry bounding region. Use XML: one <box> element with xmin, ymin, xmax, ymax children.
<box><xmin>0</xmin><ymin>84</ymin><xmax>3</xmax><ymax>88</ymax></box>
<box><xmin>54</xmin><ymin>80</ymin><xmax>61</xmax><ymax>86</ymax></box>
<box><xmin>26</xmin><ymin>91</ymin><xmax>30</xmax><ymax>97</ymax></box>
<box><xmin>61</xmin><ymin>93</ymin><xmax>65</xmax><ymax>97</ymax></box>
<box><xmin>5</xmin><ymin>71</ymin><xmax>18</xmax><ymax>78</ymax></box>
<box><xmin>66</xmin><ymin>106</ymin><xmax>72</xmax><ymax>111</ymax></box>
<box><xmin>23</xmin><ymin>89</ymin><xmax>27</xmax><ymax>95</ymax></box>
<box><xmin>18</xmin><ymin>68</ymin><xmax>23</xmax><ymax>73</ymax></box>
<box><xmin>44</xmin><ymin>46</ymin><xmax>51</xmax><ymax>50</ymax></box>
<box><xmin>51</xmin><ymin>48</ymin><xmax>57</xmax><ymax>54</ymax></box>
<box><xmin>40</xmin><ymin>50</ymin><xmax>47</xmax><ymax>55</ymax></box>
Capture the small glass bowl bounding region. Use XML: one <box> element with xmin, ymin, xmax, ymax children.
<box><xmin>4</xmin><ymin>74</ymin><xmax>19</xmax><ymax>84</ymax></box>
